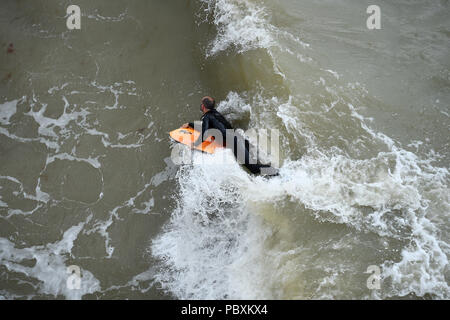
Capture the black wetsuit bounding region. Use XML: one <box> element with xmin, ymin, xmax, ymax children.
<box><xmin>189</xmin><ymin>109</ymin><xmax>274</xmax><ymax>175</ymax></box>
<box><xmin>190</xmin><ymin>109</ymin><xmax>232</xmax><ymax>148</ymax></box>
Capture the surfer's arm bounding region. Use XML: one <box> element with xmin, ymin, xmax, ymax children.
<box><xmin>192</xmin><ymin>116</ymin><xmax>209</xmax><ymax>147</ymax></box>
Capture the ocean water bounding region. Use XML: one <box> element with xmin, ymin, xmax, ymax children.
<box><xmin>0</xmin><ymin>0</ymin><xmax>449</xmax><ymax>299</ymax></box>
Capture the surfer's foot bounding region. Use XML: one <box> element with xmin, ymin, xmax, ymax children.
<box><xmin>259</xmin><ymin>165</ymin><xmax>279</xmax><ymax>177</ymax></box>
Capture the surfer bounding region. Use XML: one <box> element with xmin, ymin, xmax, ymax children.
<box><xmin>182</xmin><ymin>96</ymin><xmax>278</xmax><ymax>176</ymax></box>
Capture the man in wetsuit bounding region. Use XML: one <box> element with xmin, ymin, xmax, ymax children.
<box><xmin>182</xmin><ymin>96</ymin><xmax>276</xmax><ymax>175</ymax></box>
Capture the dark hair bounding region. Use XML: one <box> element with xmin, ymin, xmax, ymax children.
<box><xmin>202</xmin><ymin>97</ymin><xmax>215</xmax><ymax>109</ymax></box>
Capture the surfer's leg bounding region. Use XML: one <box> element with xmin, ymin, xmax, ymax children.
<box><xmin>230</xmin><ymin>136</ymin><xmax>262</xmax><ymax>174</ymax></box>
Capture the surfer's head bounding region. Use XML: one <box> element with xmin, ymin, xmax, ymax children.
<box><xmin>200</xmin><ymin>96</ymin><xmax>215</xmax><ymax>112</ymax></box>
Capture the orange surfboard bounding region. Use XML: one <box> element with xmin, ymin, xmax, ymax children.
<box><xmin>169</xmin><ymin>127</ymin><xmax>223</xmax><ymax>154</ymax></box>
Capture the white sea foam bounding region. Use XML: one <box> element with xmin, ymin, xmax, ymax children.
<box><xmin>216</xmin><ymin>91</ymin><xmax>252</xmax><ymax>121</ymax></box>
<box><xmin>201</xmin><ymin>0</ymin><xmax>274</xmax><ymax>56</ymax></box>
<box><xmin>153</xmin><ymin>128</ymin><xmax>449</xmax><ymax>299</ymax></box>
<box><xmin>0</xmin><ymin>217</ymin><xmax>100</xmax><ymax>299</ymax></box>
<box><xmin>0</xmin><ymin>99</ymin><xmax>20</xmax><ymax>125</ymax></box>
<box><xmin>26</xmin><ymin>98</ymin><xmax>90</xmax><ymax>140</ymax></box>
<box><xmin>200</xmin><ymin>0</ymin><xmax>311</xmax><ymax>66</ymax></box>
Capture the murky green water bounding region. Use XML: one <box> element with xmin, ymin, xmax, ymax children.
<box><xmin>0</xmin><ymin>0</ymin><xmax>449</xmax><ymax>299</ymax></box>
